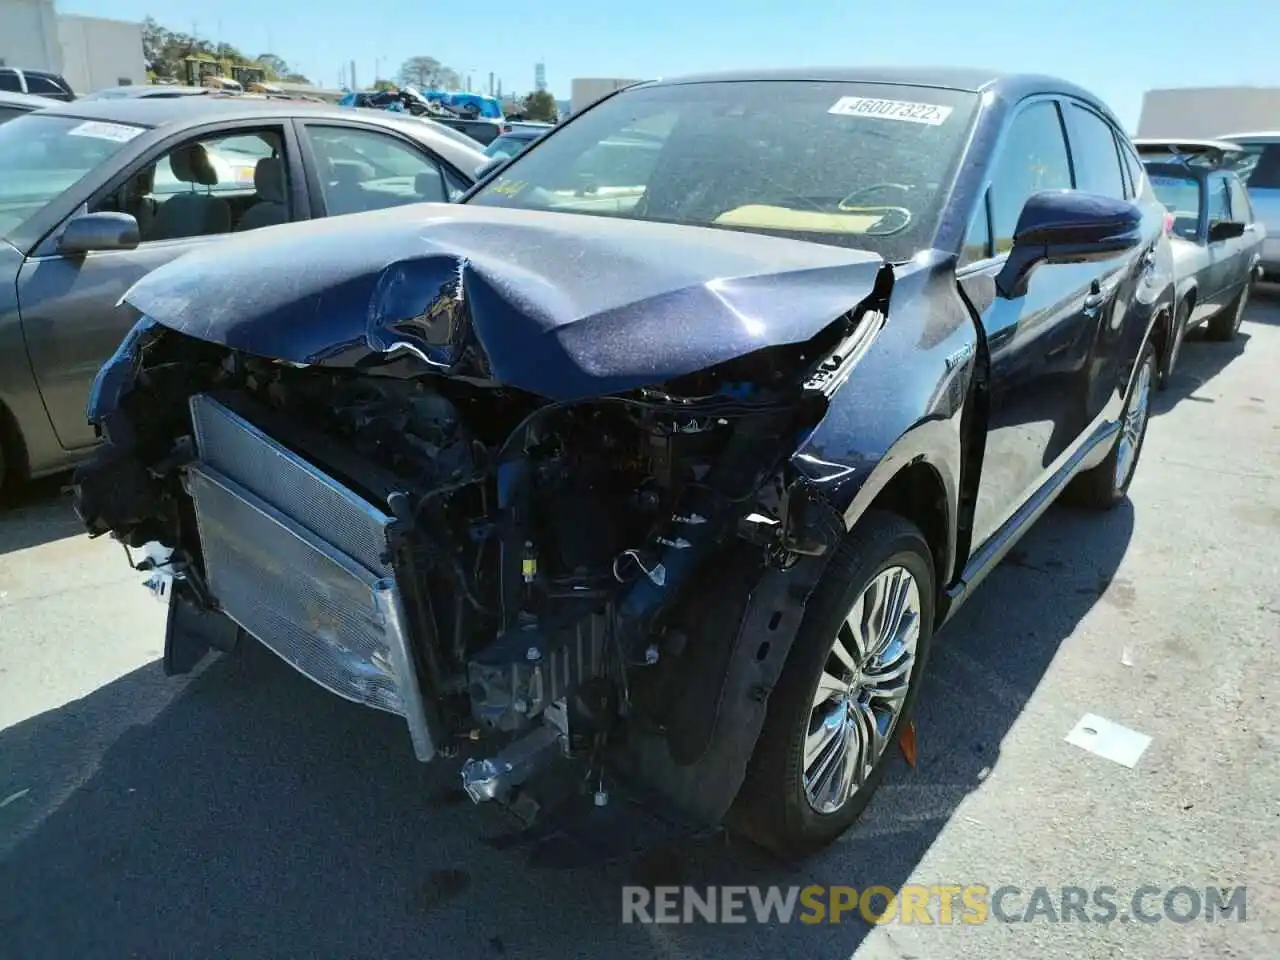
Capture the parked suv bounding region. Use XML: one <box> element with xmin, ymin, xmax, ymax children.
<box><xmin>1218</xmin><ymin>132</ymin><xmax>1280</xmax><ymax>280</ymax></box>
<box><xmin>0</xmin><ymin>67</ymin><xmax>75</xmax><ymax>101</ymax></box>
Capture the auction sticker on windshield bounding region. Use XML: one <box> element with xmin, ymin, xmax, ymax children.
<box><xmin>66</xmin><ymin>121</ymin><xmax>145</xmax><ymax>144</ymax></box>
<box><xmin>828</xmin><ymin>97</ymin><xmax>954</xmax><ymax>126</ymax></box>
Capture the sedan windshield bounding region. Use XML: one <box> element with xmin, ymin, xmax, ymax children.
<box><xmin>0</xmin><ymin>113</ymin><xmax>144</xmax><ymax>236</ymax></box>
<box><xmin>466</xmin><ymin>80</ymin><xmax>980</xmax><ymax>260</ymax></box>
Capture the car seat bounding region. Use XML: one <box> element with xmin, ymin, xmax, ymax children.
<box><xmin>236</xmin><ymin>157</ymin><xmax>288</xmax><ymax>231</ymax></box>
<box><xmin>147</xmin><ymin>143</ymin><xmax>232</xmax><ymax>241</ymax></box>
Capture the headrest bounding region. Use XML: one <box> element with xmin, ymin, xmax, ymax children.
<box><xmin>253</xmin><ymin>157</ymin><xmax>285</xmax><ymax>203</ymax></box>
<box><xmin>170</xmin><ymin>143</ymin><xmax>218</xmax><ymax>186</ymax></box>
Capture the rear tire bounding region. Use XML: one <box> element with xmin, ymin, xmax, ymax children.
<box><xmin>1159</xmin><ymin>299</ymin><xmax>1189</xmax><ymax>390</ymax></box>
<box><xmin>731</xmin><ymin>510</ymin><xmax>935</xmax><ymax>860</ymax></box>
<box><xmin>1206</xmin><ymin>282</ymin><xmax>1249</xmax><ymax>341</ymax></box>
<box><xmin>1066</xmin><ymin>337</ymin><xmax>1156</xmax><ymax>509</ymax></box>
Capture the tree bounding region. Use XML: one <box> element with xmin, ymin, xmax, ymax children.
<box><xmin>396</xmin><ymin>55</ymin><xmax>460</xmax><ymax>90</ymax></box>
<box><xmin>140</xmin><ymin>16</ymin><xmax>307</xmax><ymax>85</ymax></box>
<box><xmin>522</xmin><ymin>89</ymin><xmax>558</xmax><ymax>123</ymax></box>
<box><xmin>255</xmin><ymin>53</ymin><xmax>290</xmax><ymax>80</ymax></box>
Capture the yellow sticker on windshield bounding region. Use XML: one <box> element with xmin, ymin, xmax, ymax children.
<box><xmin>828</xmin><ymin>97</ymin><xmax>953</xmax><ymax>126</ymax></box>
<box><xmin>491</xmin><ymin>179</ymin><xmax>527</xmax><ymax>197</ymax></box>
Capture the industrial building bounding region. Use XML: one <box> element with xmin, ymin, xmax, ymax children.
<box><xmin>1137</xmin><ymin>86</ymin><xmax>1280</xmax><ymax>139</ymax></box>
<box><xmin>0</xmin><ymin>0</ymin><xmax>145</xmax><ymax>94</ymax></box>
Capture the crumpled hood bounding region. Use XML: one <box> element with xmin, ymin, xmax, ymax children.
<box><xmin>123</xmin><ymin>203</ymin><xmax>886</xmax><ymax>401</ymax></box>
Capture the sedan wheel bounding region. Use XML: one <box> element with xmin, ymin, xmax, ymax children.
<box><xmin>731</xmin><ymin>510</ymin><xmax>935</xmax><ymax>860</ymax></box>
<box><xmin>1208</xmin><ymin>282</ymin><xmax>1250</xmax><ymax>341</ymax></box>
<box><xmin>804</xmin><ymin>566</ymin><xmax>921</xmax><ymax>814</ymax></box>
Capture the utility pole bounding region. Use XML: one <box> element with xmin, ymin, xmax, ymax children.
<box><xmin>350</xmin><ymin>60</ymin><xmax>357</xmax><ymax>90</ymax></box>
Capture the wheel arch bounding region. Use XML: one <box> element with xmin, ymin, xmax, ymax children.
<box><xmin>0</xmin><ymin>395</ymin><xmax>31</xmax><ymax>492</ymax></box>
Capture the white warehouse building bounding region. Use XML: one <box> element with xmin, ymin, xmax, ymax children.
<box><xmin>1137</xmin><ymin>86</ymin><xmax>1280</xmax><ymax>139</ymax></box>
<box><xmin>0</xmin><ymin>0</ymin><xmax>146</xmax><ymax>94</ymax></box>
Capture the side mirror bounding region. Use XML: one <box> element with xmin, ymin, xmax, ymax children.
<box><xmin>996</xmin><ymin>190</ymin><xmax>1144</xmax><ymax>299</ymax></box>
<box><xmin>1208</xmin><ymin>219</ymin><xmax>1246</xmax><ymax>243</ymax></box>
<box><xmin>474</xmin><ymin>156</ymin><xmax>507</xmax><ymax>180</ymax></box>
<box><xmin>58</xmin><ymin>212</ymin><xmax>140</xmax><ymax>256</ymax></box>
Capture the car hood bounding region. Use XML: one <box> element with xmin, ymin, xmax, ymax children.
<box><xmin>123</xmin><ymin>204</ymin><xmax>886</xmax><ymax>401</ymax></box>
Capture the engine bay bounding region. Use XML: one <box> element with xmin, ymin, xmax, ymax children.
<box><xmin>74</xmin><ymin>314</ymin><xmax>862</xmax><ymax>817</ymax></box>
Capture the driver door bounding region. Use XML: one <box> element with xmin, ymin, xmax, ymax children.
<box><xmin>959</xmin><ymin>98</ymin><xmax>1121</xmax><ymax>548</ymax></box>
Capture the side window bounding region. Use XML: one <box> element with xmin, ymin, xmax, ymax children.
<box><xmin>1228</xmin><ymin>178</ymin><xmax>1253</xmax><ymax>223</ymax></box>
<box><xmin>1120</xmin><ymin>141</ymin><xmax>1148</xmax><ymax>200</ymax></box>
<box><xmin>304</xmin><ymin>125</ymin><xmax>450</xmax><ymax>215</ymax></box>
<box><xmin>0</xmin><ymin>72</ymin><xmax>21</xmax><ymax>92</ymax></box>
<box><xmin>442</xmin><ymin>167</ymin><xmax>470</xmax><ymax>201</ymax></box>
<box><xmin>960</xmin><ymin>193</ymin><xmax>992</xmax><ymax>266</ymax></box>
<box><xmin>93</xmin><ymin>127</ymin><xmax>291</xmax><ymax>241</ymax></box>
<box><xmin>1207</xmin><ymin>175</ymin><xmax>1232</xmax><ymax>226</ymax></box>
<box><xmin>26</xmin><ymin>75</ymin><xmax>62</xmax><ymax>95</ymax></box>
<box><xmin>1069</xmin><ymin>106</ymin><xmax>1127</xmax><ymax>199</ymax></box>
<box><xmin>988</xmin><ymin>100</ymin><xmax>1073</xmax><ymax>253</ymax></box>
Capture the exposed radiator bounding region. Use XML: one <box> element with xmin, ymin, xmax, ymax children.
<box><xmin>184</xmin><ymin>393</ymin><xmax>435</xmax><ymax>761</ymax></box>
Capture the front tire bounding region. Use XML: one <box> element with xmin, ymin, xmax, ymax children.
<box><xmin>731</xmin><ymin>510</ymin><xmax>935</xmax><ymax>860</ymax></box>
<box><xmin>1066</xmin><ymin>337</ymin><xmax>1156</xmax><ymax>509</ymax></box>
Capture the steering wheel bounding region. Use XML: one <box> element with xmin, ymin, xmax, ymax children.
<box><xmin>838</xmin><ymin>183</ymin><xmax>914</xmax><ymax>209</ymax></box>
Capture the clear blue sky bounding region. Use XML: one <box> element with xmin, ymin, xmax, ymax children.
<box><xmin>61</xmin><ymin>0</ymin><xmax>1280</xmax><ymax>128</ymax></box>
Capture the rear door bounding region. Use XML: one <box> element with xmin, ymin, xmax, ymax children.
<box><xmin>16</xmin><ymin>119</ymin><xmax>306</xmax><ymax>450</ymax></box>
<box><xmin>960</xmin><ymin>97</ymin><xmax>1109</xmax><ymax>546</ymax></box>
<box><xmin>1203</xmin><ymin>172</ymin><xmax>1239</xmax><ymax>311</ymax></box>
<box><xmin>1227</xmin><ymin>174</ymin><xmax>1262</xmax><ymax>285</ymax></box>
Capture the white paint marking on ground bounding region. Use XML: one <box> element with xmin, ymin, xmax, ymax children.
<box><xmin>1064</xmin><ymin>713</ymin><xmax>1152</xmax><ymax>768</ymax></box>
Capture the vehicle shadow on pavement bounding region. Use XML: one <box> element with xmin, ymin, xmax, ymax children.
<box><xmin>1152</xmin><ymin>329</ymin><xmax>1250</xmax><ymax>418</ymax></box>
<box><xmin>0</xmin><ymin>499</ymin><xmax>1133</xmax><ymax>960</ymax></box>
<box><xmin>0</xmin><ymin>476</ymin><xmax>83</xmax><ymax>557</ymax></box>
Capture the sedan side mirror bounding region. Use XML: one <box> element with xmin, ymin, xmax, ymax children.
<box><xmin>58</xmin><ymin>212</ymin><xmax>140</xmax><ymax>256</ymax></box>
<box><xmin>474</xmin><ymin>156</ymin><xmax>508</xmax><ymax>181</ymax></box>
<box><xmin>1208</xmin><ymin>219</ymin><xmax>1246</xmax><ymax>243</ymax></box>
<box><xmin>996</xmin><ymin>190</ymin><xmax>1144</xmax><ymax>299</ymax></box>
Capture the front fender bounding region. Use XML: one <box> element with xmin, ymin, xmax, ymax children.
<box><xmin>788</xmin><ymin>259</ymin><xmax>976</xmax><ymax>587</ymax></box>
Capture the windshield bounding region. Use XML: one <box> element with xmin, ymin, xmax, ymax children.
<box><xmin>1146</xmin><ymin>171</ymin><xmax>1202</xmax><ymax>239</ymax></box>
<box><xmin>0</xmin><ymin>113</ymin><xmax>144</xmax><ymax>236</ymax></box>
<box><xmin>466</xmin><ymin>80</ymin><xmax>979</xmax><ymax>259</ymax></box>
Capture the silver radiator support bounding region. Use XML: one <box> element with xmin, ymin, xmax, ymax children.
<box><xmin>184</xmin><ymin>393</ymin><xmax>436</xmax><ymax>761</ymax></box>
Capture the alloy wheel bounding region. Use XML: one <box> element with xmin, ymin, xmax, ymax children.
<box><xmin>803</xmin><ymin>565</ymin><xmax>921</xmax><ymax>814</ymax></box>
<box><xmin>1114</xmin><ymin>356</ymin><xmax>1153</xmax><ymax>492</ymax></box>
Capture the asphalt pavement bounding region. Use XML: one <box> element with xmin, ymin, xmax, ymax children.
<box><xmin>1</xmin><ymin>293</ymin><xmax>1277</xmax><ymax>960</ymax></box>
